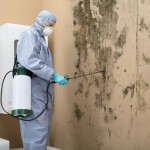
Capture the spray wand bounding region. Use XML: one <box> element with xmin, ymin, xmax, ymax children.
<box><xmin>51</xmin><ymin>70</ymin><xmax>105</xmax><ymax>83</ymax></box>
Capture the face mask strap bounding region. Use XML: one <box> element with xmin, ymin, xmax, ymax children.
<box><xmin>34</xmin><ymin>23</ymin><xmax>44</xmax><ymax>30</ymax></box>
<box><xmin>37</xmin><ymin>17</ymin><xmax>54</xmax><ymax>27</ymax></box>
<box><xmin>36</xmin><ymin>17</ymin><xmax>47</xmax><ymax>27</ymax></box>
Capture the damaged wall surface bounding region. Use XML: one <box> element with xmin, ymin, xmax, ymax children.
<box><xmin>44</xmin><ymin>0</ymin><xmax>150</xmax><ymax>150</ymax></box>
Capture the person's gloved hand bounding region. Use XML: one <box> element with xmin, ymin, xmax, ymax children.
<box><xmin>51</xmin><ymin>73</ymin><xmax>68</xmax><ymax>85</ymax></box>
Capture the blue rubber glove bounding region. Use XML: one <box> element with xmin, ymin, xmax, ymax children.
<box><xmin>51</xmin><ymin>73</ymin><xmax>68</xmax><ymax>85</ymax></box>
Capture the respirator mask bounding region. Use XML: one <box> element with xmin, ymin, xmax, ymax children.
<box><xmin>43</xmin><ymin>27</ymin><xmax>53</xmax><ymax>36</ymax></box>
<box><xmin>36</xmin><ymin>17</ymin><xmax>54</xmax><ymax>36</ymax></box>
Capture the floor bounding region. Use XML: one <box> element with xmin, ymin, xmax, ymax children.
<box><xmin>11</xmin><ymin>146</ymin><xmax>61</xmax><ymax>150</ymax></box>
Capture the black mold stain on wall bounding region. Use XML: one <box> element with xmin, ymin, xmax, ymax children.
<box><xmin>113</xmin><ymin>50</ymin><xmax>123</xmax><ymax>60</ymax></box>
<box><xmin>85</xmin><ymin>89</ymin><xmax>90</xmax><ymax>97</ymax></box>
<box><xmin>74</xmin><ymin>103</ymin><xmax>84</xmax><ymax>121</ymax></box>
<box><xmin>136</xmin><ymin>76</ymin><xmax>149</xmax><ymax>112</ymax></box>
<box><xmin>143</xmin><ymin>53</ymin><xmax>150</xmax><ymax>64</ymax></box>
<box><xmin>113</xmin><ymin>25</ymin><xmax>128</xmax><ymax>61</ymax></box>
<box><xmin>116</xmin><ymin>25</ymin><xmax>128</xmax><ymax>49</ymax></box>
<box><xmin>75</xmin><ymin>81</ymin><xmax>84</xmax><ymax>95</ymax></box>
<box><xmin>73</xmin><ymin>0</ymin><xmax>118</xmax><ymax>71</ymax></box>
<box><xmin>72</xmin><ymin>0</ymin><xmax>128</xmax><ymax>127</ymax></box>
<box><xmin>137</xmin><ymin>94</ymin><xmax>148</xmax><ymax>112</ymax></box>
<box><xmin>108</xmin><ymin>128</ymin><xmax>111</xmax><ymax>138</ymax></box>
<box><xmin>138</xmin><ymin>78</ymin><xmax>149</xmax><ymax>91</ymax></box>
<box><xmin>139</xmin><ymin>17</ymin><xmax>149</xmax><ymax>31</ymax></box>
<box><xmin>104</xmin><ymin>107</ymin><xmax>117</xmax><ymax>124</ymax></box>
<box><xmin>123</xmin><ymin>84</ymin><xmax>135</xmax><ymax>98</ymax></box>
<box><xmin>73</xmin><ymin>0</ymin><xmax>119</xmax><ymax>111</ymax></box>
<box><xmin>94</xmin><ymin>92</ymin><xmax>104</xmax><ymax>108</ymax></box>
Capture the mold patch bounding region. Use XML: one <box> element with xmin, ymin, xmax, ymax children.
<box><xmin>73</xmin><ymin>0</ymin><xmax>119</xmax><ymax>118</ymax></box>
<box><xmin>137</xmin><ymin>75</ymin><xmax>150</xmax><ymax>91</ymax></box>
<box><xmin>123</xmin><ymin>84</ymin><xmax>135</xmax><ymax>98</ymax></box>
<box><xmin>139</xmin><ymin>17</ymin><xmax>149</xmax><ymax>31</ymax></box>
<box><xmin>113</xmin><ymin>50</ymin><xmax>123</xmax><ymax>60</ymax></box>
<box><xmin>73</xmin><ymin>0</ymin><xmax>118</xmax><ymax>73</ymax></box>
<box><xmin>137</xmin><ymin>95</ymin><xmax>148</xmax><ymax>112</ymax></box>
<box><xmin>104</xmin><ymin>107</ymin><xmax>117</xmax><ymax>123</ymax></box>
<box><xmin>136</xmin><ymin>75</ymin><xmax>149</xmax><ymax>112</ymax></box>
<box><xmin>116</xmin><ymin>25</ymin><xmax>128</xmax><ymax>49</ymax></box>
<box><xmin>85</xmin><ymin>89</ymin><xmax>90</xmax><ymax>97</ymax></box>
<box><xmin>94</xmin><ymin>92</ymin><xmax>105</xmax><ymax>108</ymax></box>
<box><xmin>143</xmin><ymin>53</ymin><xmax>150</xmax><ymax>64</ymax></box>
<box><xmin>74</xmin><ymin>81</ymin><xmax>84</xmax><ymax>95</ymax></box>
<box><xmin>138</xmin><ymin>78</ymin><xmax>149</xmax><ymax>91</ymax></box>
<box><xmin>73</xmin><ymin>0</ymin><xmax>119</xmax><ymax>126</ymax></box>
<box><xmin>74</xmin><ymin>103</ymin><xmax>84</xmax><ymax>121</ymax></box>
<box><xmin>108</xmin><ymin>128</ymin><xmax>111</xmax><ymax>138</ymax></box>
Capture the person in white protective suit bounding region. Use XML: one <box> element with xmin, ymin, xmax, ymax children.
<box><xmin>17</xmin><ymin>10</ymin><xmax>68</xmax><ymax>150</ymax></box>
